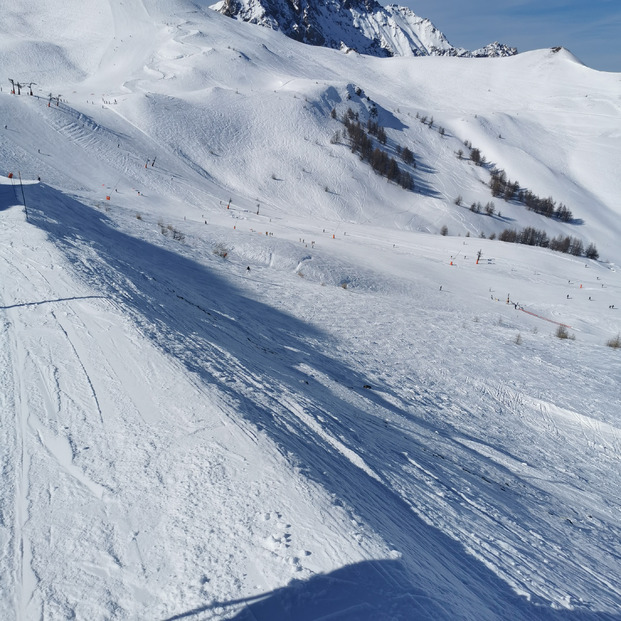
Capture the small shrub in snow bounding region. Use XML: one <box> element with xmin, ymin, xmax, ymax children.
<box><xmin>440</xmin><ymin>225</ymin><xmax>448</xmax><ymax>236</ymax></box>
<box><xmin>514</xmin><ymin>333</ymin><xmax>523</xmax><ymax>345</ymax></box>
<box><xmin>606</xmin><ymin>334</ymin><xmax>621</xmax><ymax>349</ymax></box>
<box><xmin>213</xmin><ymin>244</ymin><xmax>229</xmax><ymax>259</ymax></box>
<box><xmin>159</xmin><ymin>223</ymin><xmax>185</xmax><ymax>241</ymax></box>
<box><xmin>555</xmin><ymin>325</ymin><xmax>575</xmax><ymax>340</ymax></box>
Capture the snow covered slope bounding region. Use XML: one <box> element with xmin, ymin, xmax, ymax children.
<box><xmin>1</xmin><ymin>0</ymin><xmax>620</xmax><ymax>619</ymax></box>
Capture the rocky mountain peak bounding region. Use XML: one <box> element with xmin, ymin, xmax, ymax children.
<box><xmin>212</xmin><ymin>0</ymin><xmax>517</xmax><ymax>58</ymax></box>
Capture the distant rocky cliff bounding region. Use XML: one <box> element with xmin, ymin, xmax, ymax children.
<box><xmin>212</xmin><ymin>0</ymin><xmax>517</xmax><ymax>58</ymax></box>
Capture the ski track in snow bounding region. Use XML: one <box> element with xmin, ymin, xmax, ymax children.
<box><xmin>1</xmin><ymin>3</ymin><xmax>621</xmax><ymax>619</ymax></box>
<box><xmin>10</xmin><ymin>187</ymin><xmax>618</xmax><ymax>618</ymax></box>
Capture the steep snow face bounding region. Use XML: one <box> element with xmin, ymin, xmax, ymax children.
<box><xmin>212</xmin><ymin>0</ymin><xmax>517</xmax><ymax>58</ymax></box>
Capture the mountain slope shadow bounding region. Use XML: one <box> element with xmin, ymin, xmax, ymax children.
<box><xmin>0</xmin><ymin>181</ymin><xmax>20</xmax><ymax>212</ymax></box>
<box><xmin>165</xmin><ymin>559</ymin><xmax>453</xmax><ymax>620</ymax></box>
<box><xmin>166</xmin><ymin>559</ymin><xmax>618</xmax><ymax>621</ymax></box>
<box><xmin>24</xmin><ymin>184</ymin><xmax>619</xmax><ymax>620</ymax></box>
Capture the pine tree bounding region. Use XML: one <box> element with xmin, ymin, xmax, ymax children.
<box><xmin>401</xmin><ymin>146</ymin><xmax>414</xmax><ymax>166</ymax></box>
<box><xmin>585</xmin><ymin>243</ymin><xmax>599</xmax><ymax>260</ymax></box>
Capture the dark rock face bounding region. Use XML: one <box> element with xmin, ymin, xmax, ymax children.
<box><xmin>215</xmin><ymin>0</ymin><xmax>517</xmax><ymax>59</ymax></box>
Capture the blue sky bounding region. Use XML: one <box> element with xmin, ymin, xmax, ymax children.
<box><xmin>387</xmin><ymin>0</ymin><xmax>621</xmax><ymax>72</ymax></box>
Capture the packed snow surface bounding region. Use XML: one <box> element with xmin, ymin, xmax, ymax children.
<box><xmin>1</xmin><ymin>0</ymin><xmax>620</xmax><ymax>619</ymax></box>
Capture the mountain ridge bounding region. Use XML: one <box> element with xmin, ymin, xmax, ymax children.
<box><xmin>212</xmin><ymin>0</ymin><xmax>517</xmax><ymax>58</ymax></box>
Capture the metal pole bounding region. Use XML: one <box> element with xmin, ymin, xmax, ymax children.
<box><xmin>18</xmin><ymin>172</ymin><xmax>28</xmax><ymax>221</ymax></box>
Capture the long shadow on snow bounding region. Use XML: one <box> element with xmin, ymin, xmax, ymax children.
<box><xmin>164</xmin><ymin>559</ymin><xmax>460</xmax><ymax>621</ymax></box>
<box><xmin>167</xmin><ymin>559</ymin><xmax>619</xmax><ymax>621</ymax></box>
<box><xmin>0</xmin><ymin>182</ymin><xmax>20</xmax><ymax>212</ymax></box>
<box><xmin>25</xmin><ymin>185</ymin><xmax>614</xmax><ymax>621</ymax></box>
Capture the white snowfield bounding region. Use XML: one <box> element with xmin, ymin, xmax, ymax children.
<box><xmin>1</xmin><ymin>1</ymin><xmax>620</xmax><ymax>619</ymax></box>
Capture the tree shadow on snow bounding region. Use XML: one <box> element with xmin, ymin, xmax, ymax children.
<box><xmin>23</xmin><ymin>184</ymin><xmax>619</xmax><ymax>621</ymax></box>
